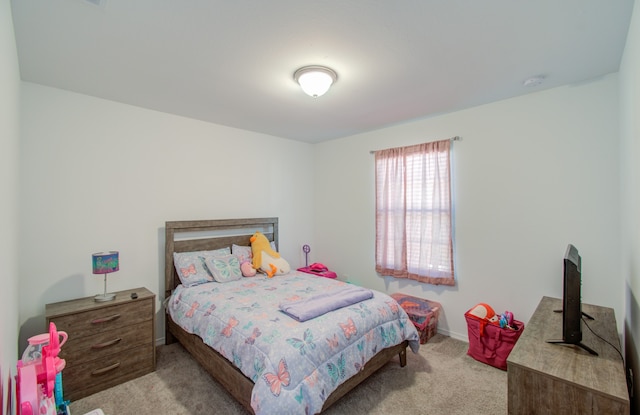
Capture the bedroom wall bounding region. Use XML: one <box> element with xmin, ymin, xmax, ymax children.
<box><xmin>314</xmin><ymin>74</ymin><xmax>622</xmax><ymax>341</ymax></box>
<box><xmin>1</xmin><ymin>0</ymin><xmax>20</xmax><ymax>411</ymax></box>
<box><xmin>620</xmin><ymin>0</ymin><xmax>639</xmax><ymax>409</ymax></box>
<box><xmin>17</xmin><ymin>83</ymin><xmax>316</xmax><ymax>348</ymax></box>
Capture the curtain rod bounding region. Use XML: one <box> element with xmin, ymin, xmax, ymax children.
<box><xmin>369</xmin><ymin>136</ymin><xmax>460</xmax><ymax>154</ymax></box>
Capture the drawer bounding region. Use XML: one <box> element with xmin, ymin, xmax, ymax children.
<box><xmin>60</xmin><ymin>320</ymin><xmax>152</xmax><ymax>365</ymax></box>
<box><xmin>63</xmin><ymin>343</ymin><xmax>154</xmax><ymax>401</ymax></box>
<box><xmin>52</xmin><ymin>299</ymin><xmax>153</xmax><ymax>337</ymax></box>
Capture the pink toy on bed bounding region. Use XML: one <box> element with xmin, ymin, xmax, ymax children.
<box><xmin>240</xmin><ymin>260</ymin><xmax>257</xmax><ymax>277</ymax></box>
<box><xmin>297</xmin><ymin>266</ymin><xmax>337</xmax><ymax>279</ymax></box>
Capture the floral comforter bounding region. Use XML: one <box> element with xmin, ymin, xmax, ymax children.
<box><xmin>167</xmin><ymin>271</ymin><xmax>420</xmax><ymax>415</ymax></box>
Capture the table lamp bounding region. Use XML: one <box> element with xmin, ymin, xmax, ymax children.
<box><xmin>92</xmin><ymin>251</ymin><xmax>119</xmax><ymax>302</ymax></box>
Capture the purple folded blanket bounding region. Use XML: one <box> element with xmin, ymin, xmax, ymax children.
<box><xmin>279</xmin><ymin>285</ymin><xmax>374</xmax><ymax>322</ymax></box>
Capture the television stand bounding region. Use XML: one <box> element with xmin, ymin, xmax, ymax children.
<box><xmin>545</xmin><ymin>338</ymin><xmax>598</xmax><ymax>356</ymax></box>
<box><xmin>507</xmin><ymin>297</ymin><xmax>629</xmax><ymax>414</ymax></box>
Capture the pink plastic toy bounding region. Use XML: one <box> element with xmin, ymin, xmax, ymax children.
<box><xmin>16</xmin><ymin>322</ymin><xmax>67</xmax><ymax>415</ymax></box>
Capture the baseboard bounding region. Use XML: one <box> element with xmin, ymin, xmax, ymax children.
<box><xmin>437</xmin><ymin>328</ymin><xmax>468</xmax><ymax>343</ymax></box>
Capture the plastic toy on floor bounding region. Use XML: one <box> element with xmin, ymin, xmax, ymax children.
<box><xmin>16</xmin><ymin>322</ymin><xmax>68</xmax><ymax>415</ymax></box>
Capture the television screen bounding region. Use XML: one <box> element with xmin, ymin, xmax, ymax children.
<box><xmin>563</xmin><ymin>244</ymin><xmax>582</xmax><ymax>343</ymax></box>
<box><xmin>546</xmin><ymin>244</ymin><xmax>597</xmax><ymax>355</ymax></box>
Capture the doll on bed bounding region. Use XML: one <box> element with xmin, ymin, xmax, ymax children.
<box><xmin>250</xmin><ymin>231</ymin><xmax>290</xmax><ymax>277</ymax></box>
<box><xmin>240</xmin><ymin>260</ymin><xmax>257</xmax><ymax>277</ymax></box>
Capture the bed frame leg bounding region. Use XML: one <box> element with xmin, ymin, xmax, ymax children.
<box><xmin>399</xmin><ymin>348</ymin><xmax>407</xmax><ymax>367</ymax></box>
<box><xmin>166</xmin><ymin>320</ymin><xmax>176</xmax><ymax>345</ymax></box>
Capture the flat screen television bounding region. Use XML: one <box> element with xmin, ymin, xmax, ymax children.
<box><xmin>546</xmin><ymin>244</ymin><xmax>598</xmax><ymax>355</ymax></box>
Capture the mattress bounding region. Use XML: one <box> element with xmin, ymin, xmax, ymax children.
<box><xmin>167</xmin><ymin>270</ymin><xmax>419</xmax><ymax>415</ymax></box>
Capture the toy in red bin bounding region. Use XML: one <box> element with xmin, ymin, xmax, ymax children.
<box><xmin>465</xmin><ymin>303</ymin><xmax>524</xmax><ymax>370</ymax></box>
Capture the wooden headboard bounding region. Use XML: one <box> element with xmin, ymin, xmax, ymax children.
<box><xmin>164</xmin><ymin>218</ymin><xmax>279</xmax><ymax>300</ymax></box>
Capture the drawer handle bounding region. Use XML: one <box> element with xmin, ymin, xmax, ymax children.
<box><xmin>91</xmin><ymin>362</ymin><xmax>121</xmax><ymax>375</ymax></box>
<box><xmin>91</xmin><ymin>338</ymin><xmax>122</xmax><ymax>349</ymax></box>
<box><xmin>91</xmin><ymin>314</ymin><xmax>121</xmax><ymax>324</ymax></box>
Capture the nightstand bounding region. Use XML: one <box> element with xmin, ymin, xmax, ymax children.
<box><xmin>46</xmin><ymin>287</ymin><xmax>156</xmax><ymax>401</ymax></box>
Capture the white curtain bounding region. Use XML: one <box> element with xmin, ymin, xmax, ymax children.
<box><xmin>374</xmin><ymin>140</ymin><xmax>454</xmax><ymax>285</ymax></box>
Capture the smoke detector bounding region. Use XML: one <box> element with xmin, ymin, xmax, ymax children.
<box><xmin>83</xmin><ymin>0</ymin><xmax>106</xmax><ymax>7</ymax></box>
<box><xmin>522</xmin><ymin>76</ymin><xmax>545</xmax><ymax>87</ymax></box>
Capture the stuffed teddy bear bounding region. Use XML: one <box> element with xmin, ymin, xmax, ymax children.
<box><xmin>240</xmin><ymin>260</ymin><xmax>257</xmax><ymax>277</ymax></box>
<box><xmin>250</xmin><ymin>231</ymin><xmax>290</xmax><ymax>277</ymax></box>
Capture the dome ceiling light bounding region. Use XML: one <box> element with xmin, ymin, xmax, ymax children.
<box><xmin>293</xmin><ymin>65</ymin><xmax>338</xmax><ymax>98</ymax></box>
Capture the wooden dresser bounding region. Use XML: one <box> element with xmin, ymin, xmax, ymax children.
<box><xmin>46</xmin><ymin>287</ymin><xmax>156</xmax><ymax>401</ymax></box>
<box><xmin>507</xmin><ymin>296</ymin><xmax>629</xmax><ymax>414</ymax></box>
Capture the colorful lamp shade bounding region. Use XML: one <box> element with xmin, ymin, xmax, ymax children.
<box><xmin>92</xmin><ymin>251</ymin><xmax>119</xmax><ymax>302</ymax></box>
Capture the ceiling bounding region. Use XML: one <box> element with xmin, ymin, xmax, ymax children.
<box><xmin>11</xmin><ymin>0</ymin><xmax>635</xmax><ymax>143</ymax></box>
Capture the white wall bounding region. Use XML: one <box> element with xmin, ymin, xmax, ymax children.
<box><xmin>18</xmin><ymin>83</ymin><xmax>316</xmax><ymax>348</ymax></box>
<box><xmin>314</xmin><ymin>74</ymin><xmax>622</xmax><ymax>340</ymax></box>
<box><xmin>620</xmin><ymin>0</ymin><xmax>640</xmax><ymax>409</ymax></box>
<box><xmin>1</xmin><ymin>0</ymin><xmax>20</xmax><ymax>412</ymax></box>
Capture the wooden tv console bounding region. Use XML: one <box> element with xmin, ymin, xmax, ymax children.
<box><xmin>507</xmin><ymin>296</ymin><xmax>629</xmax><ymax>414</ymax></box>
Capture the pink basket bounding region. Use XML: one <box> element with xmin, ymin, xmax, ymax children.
<box><xmin>465</xmin><ymin>312</ymin><xmax>524</xmax><ymax>370</ymax></box>
<box><xmin>390</xmin><ymin>294</ymin><xmax>441</xmax><ymax>344</ymax></box>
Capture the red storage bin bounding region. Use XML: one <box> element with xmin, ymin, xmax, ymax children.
<box><xmin>390</xmin><ymin>293</ymin><xmax>441</xmax><ymax>344</ymax></box>
<box><xmin>465</xmin><ymin>309</ymin><xmax>524</xmax><ymax>370</ymax></box>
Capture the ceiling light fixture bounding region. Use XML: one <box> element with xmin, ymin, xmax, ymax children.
<box><xmin>294</xmin><ymin>66</ymin><xmax>337</xmax><ymax>98</ymax></box>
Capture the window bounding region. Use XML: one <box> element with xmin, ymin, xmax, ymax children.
<box><xmin>374</xmin><ymin>140</ymin><xmax>454</xmax><ymax>285</ymax></box>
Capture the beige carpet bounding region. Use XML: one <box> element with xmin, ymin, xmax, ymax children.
<box><xmin>69</xmin><ymin>334</ymin><xmax>507</xmax><ymax>415</ymax></box>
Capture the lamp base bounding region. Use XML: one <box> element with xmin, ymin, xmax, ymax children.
<box><xmin>94</xmin><ymin>293</ymin><xmax>116</xmax><ymax>302</ymax></box>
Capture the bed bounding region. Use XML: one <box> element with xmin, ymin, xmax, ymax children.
<box><xmin>164</xmin><ymin>218</ymin><xmax>419</xmax><ymax>414</ymax></box>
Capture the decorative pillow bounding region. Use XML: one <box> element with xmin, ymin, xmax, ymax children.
<box><xmin>232</xmin><ymin>244</ymin><xmax>253</xmax><ymax>263</ymax></box>
<box><xmin>232</xmin><ymin>242</ymin><xmax>277</xmax><ymax>263</ymax></box>
<box><xmin>204</xmin><ymin>254</ymin><xmax>243</xmax><ymax>283</ymax></box>
<box><xmin>174</xmin><ymin>248</ymin><xmax>231</xmax><ymax>287</ymax></box>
